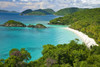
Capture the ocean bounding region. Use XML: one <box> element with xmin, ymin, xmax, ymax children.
<box><xmin>0</xmin><ymin>12</ymin><xmax>81</xmax><ymax>61</ymax></box>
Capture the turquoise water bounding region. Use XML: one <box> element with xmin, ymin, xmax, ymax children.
<box><xmin>0</xmin><ymin>12</ymin><xmax>81</xmax><ymax>61</ymax></box>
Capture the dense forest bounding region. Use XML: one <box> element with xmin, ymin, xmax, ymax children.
<box><xmin>49</xmin><ymin>8</ymin><xmax>100</xmax><ymax>45</ymax></box>
<box><xmin>0</xmin><ymin>40</ymin><xmax>100</xmax><ymax>67</ymax></box>
<box><xmin>54</xmin><ymin>7</ymin><xmax>84</xmax><ymax>16</ymax></box>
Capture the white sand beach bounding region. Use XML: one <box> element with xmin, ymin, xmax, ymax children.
<box><xmin>64</xmin><ymin>27</ymin><xmax>98</xmax><ymax>48</ymax></box>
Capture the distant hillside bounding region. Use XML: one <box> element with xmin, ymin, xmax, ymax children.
<box><xmin>20</xmin><ymin>9</ymin><xmax>33</xmax><ymax>15</ymax></box>
<box><xmin>54</xmin><ymin>7</ymin><xmax>84</xmax><ymax>16</ymax></box>
<box><xmin>20</xmin><ymin>9</ymin><xmax>55</xmax><ymax>15</ymax></box>
<box><xmin>42</xmin><ymin>9</ymin><xmax>55</xmax><ymax>14</ymax></box>
<box><xmin>20</xmin><ymin>8</ymin><xmax>87</xmax><ymax>16</ymax></box>
<box><xmin>0</xmin><ymin>10</ymin><xmax>18</xmax><ymax>13</ymax></box>
<box><xmin>0</xmin><ymin>10</ymin><xmax>9</xmax><ymax>12</ymax></box>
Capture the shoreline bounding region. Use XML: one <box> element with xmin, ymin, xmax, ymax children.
<box><xmin>64</xmin><ymin>27</ymin><xmax>98</xmax><ymax>48</ymax></box>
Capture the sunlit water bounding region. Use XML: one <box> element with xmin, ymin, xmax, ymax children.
<box><xmin>0</xmin><ymin>12</ymin><xmax>81</xmax><ymax>61</ymax></box>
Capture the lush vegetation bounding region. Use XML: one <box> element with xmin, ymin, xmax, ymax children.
<box><xmin>0</xmin><ymin>48</ymin><xmax>31</xmax><ymax>67</ymax></box>
<box><xmin>54</xmin><ymin>7</ymin><xmax>84</xmax><ymax>16</ymax></box>
<box><xmin>21</xmin><ymin>9</ymin><xmax>55</xmax><ymax>15</ymax></box>
<box><xmin>0</xmin><ymin>40</ymin><xmax>100</xmax><ymax>67</ymax></box>
<box><xmin>49</xmin><ymin>8</ymin><xmax>100</xmax><ymax>45</ymax></box>
<box><xmin>4</xmin><ymin>20</ymin><xmax>26</xmax><ymax>27</ymax></box>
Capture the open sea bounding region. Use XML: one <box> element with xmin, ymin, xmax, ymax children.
<box><xmin>0</xmin><ymin>12</ymin><xmax>81</xmax><ymax>61</ymax></box>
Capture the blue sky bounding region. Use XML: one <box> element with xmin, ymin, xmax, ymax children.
<box><xmin>0</xmin><ymin>0</ymin><xmax>100</xmax><ymax>12</ymax></box>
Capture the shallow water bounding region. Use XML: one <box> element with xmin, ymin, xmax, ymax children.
<box><xmin>0</xmin><ymin>12</ymin><xmax>81</xmax><ymax>61</ymax></box>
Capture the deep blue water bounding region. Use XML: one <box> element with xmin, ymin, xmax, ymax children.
<box><xmin>0</xmin><ymin>12</ymin><xmax>81</xmax><ymax>61</ymax></box>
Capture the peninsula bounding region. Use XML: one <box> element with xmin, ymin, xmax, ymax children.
<box><xmin>49</xmin><ymin>8</ymin><xmax>100</xmax><ymax>46</ymax></box>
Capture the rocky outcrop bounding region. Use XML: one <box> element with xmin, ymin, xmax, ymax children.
<box><xmin>27</xmin><ymin>24</ymin><xmax>35</xmax><ymax>27</ymax></box>
<box><xmin>3</xmin><ymin>20</ymin><xmax>26</xmax><ymax>27</ymax></box>
<box><xmin>27</xmin><ymin>24</ymin><xmax>47</xmax><ymax>28</ymax></box>
<box><xmin>35</xmin><ymin>24</ymin><xmax>47</xmax><ymax>28</ymax></box>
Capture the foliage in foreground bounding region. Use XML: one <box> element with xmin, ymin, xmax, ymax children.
<box><xmin>0</xmin><ymin>40</ymin><xmax>100</xmax><ymax>67</ymax></box>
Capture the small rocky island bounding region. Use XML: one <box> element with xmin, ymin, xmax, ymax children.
<box><xmin>35</xmin><ymin>24</ymin><xmax>47</xmax><ymax>28</ymax></box>
<box><xmin>0</xmin><ymin>20</ymin><xmax>47</xmax><ymax>28</ymax></box>
<box><xmin>27</xmin><ymin>24</ymin><xmax>35</xmax><ymax>27</ymax></box>
<box><xmin>3</xmin><ymin>20</ymin><xmax>26</xmax><ymax>27</ymax></box>
<box><xmin>27</xmin><ymin>24</ymin><xmax>47</xmax><ymax>28</ymax></box>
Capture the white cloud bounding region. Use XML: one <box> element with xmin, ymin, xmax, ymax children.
<box><xmin>81</xmin><ymin>0</ymin><xmax>100</xmax><ymax>4</ymax></box>
<box><xmin>13</xmin><ymin>0</ymin><xmax>16</xmax><ymax>2</ymax></box>
<box><xmin>20</xmin><ymin>0</ymin><xmax>29</xmax><ymax>1</ymax></box>
<box><xmin>0</xmin><ymin>0</ymin><xmax>100</xmax><ymax>12</ymax></box>
<box><xmin>0</xmin><ymin>1</ymin><xmax>16</xmax><ymax>8</ymax></box>
<box><xmin>21</xmin><ymin>2</ymin><xmax>44</xmax><ymax>9</ymax></box>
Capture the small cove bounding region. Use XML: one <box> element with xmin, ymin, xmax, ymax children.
<box><xmin>0</xmin><ymin>12</ymin><xmax>82</xmax><ymax>61</ymax></box>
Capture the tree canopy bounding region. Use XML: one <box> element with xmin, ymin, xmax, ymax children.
<box><xmin>0</xmin><ymin>40</ymin><xmax>100</xmax><ymax>67</ymax></box>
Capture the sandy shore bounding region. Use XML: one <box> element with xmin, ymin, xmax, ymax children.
<box><xmin>64</xmin><ymin>27</ymin><xmax>98</xmax><ymax>48</ymax></box>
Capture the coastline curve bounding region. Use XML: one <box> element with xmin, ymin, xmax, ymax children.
<box><xmin>64</xmin><ymin>27</ymin><xmax>98</xmax><ymax>48</ymax></box>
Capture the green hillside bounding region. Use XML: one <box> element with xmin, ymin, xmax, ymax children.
<box><xmin>21</xmin><ymin>9</ymin><xmax>55</xmax><ymax>15</ymax></box>
<box><xmin>0</xmin><ymin>10</ymin><xmax>9</xmax><ymax>12</ymax></box>
<box><xmin>54</xmin><ymin>7</ymin><xmax>84</xmax><ymax>16</ymax></box>
<box><xmin>49</xmin><ymin>8</ymin><xmax>100</xmax><ymax>45</ymax></box>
